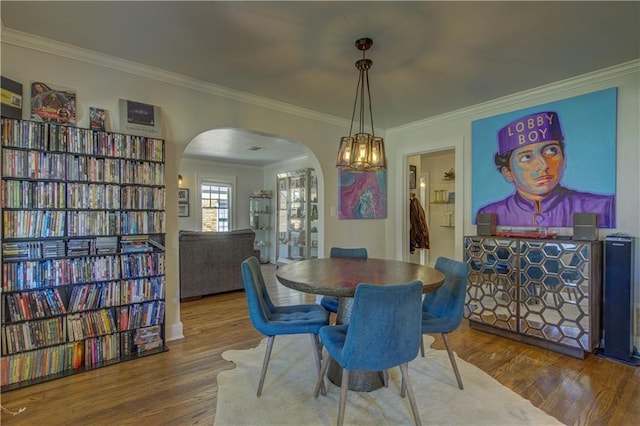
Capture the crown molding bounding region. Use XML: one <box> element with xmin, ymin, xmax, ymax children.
<box><xmin>4</xmin><ymin>28</ymin><xmax>637</xmax><ymax>135</ymax></box>
<box><xmin>389</xmin><ymin>59</ymin><xmax>640</xmax><ymax>135</ymax></box>
<box><xmin>1</xmin><ymin>28</ymin><xmax>350</xmax><ymax>128</ymax></box>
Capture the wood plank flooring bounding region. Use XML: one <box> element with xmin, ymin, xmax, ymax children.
<box><xmin>1</xmin><ymin>263</ymin><xmax>639</xmax><ymax>425</ymax></box>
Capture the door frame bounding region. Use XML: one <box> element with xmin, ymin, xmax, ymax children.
<box><xmin>394</xmin><ymin>137</ymin><xmax>464</xmax><ymax>262</ymax></box>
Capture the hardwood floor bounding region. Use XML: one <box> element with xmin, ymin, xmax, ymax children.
<box><xmin>1</xmin><ymin>263</ymin><xmax>639</xmax><ymax>425</ymax></box>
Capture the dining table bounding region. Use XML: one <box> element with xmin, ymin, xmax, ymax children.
<box><xmin>276</xmin><ymin>257</ymin><xmax>445</xmax><ymax>392</ymax></box>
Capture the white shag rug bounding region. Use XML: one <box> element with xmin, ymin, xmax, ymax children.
<box><xmin>215</xmin><ymin>334</ymin><xmax>564</xmax><ymax>425</ymax></box>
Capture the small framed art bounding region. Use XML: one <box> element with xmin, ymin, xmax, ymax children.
<box><xmin>178</xmin><ymin>188</ymin><xmax>189</xmax><ymax>203</ymax></box>
<box><xmin>409</xmin><ymin>165</ymin><xmax>417</xmax><ymax>190</ymax></box>
<box><xmin>89</xmin><ymin>107</ymin><xmax>107</xmax><ymax>131</ymax></box>
<box><xmin>119</xmin><ymin>99</ymin><xmax>162</xmax><ymax>138</ymax></box>
<box><xmin>178</xmin><ymin>204</ymin><xmax>190</xmax><ymax>217</ymax></box>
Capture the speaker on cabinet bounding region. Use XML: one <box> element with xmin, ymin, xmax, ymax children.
<box><xmin>573</xmin><ymin>212</ymin><xmax>598</xmax><ymax>241</ymax></box>
<box><xmin>477</xmin><ymin>213</ymin><xmax>497</xmax><ymax>236</ymax></box>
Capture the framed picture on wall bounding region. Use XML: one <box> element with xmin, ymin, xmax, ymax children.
<box><xmin>118</xmin><ymin>99</ymin><xmax>163</xmax><ymax>138</ymax></box>
<box><xmin>178</xmin><ymin>188</ymin><xmax>189</xmax><ymax>203</ymax></box>
<box><xmin>178</xmin><ymin>203</ymin><xmax>190</xmax><ymax>217</ymax></box>
<box><xmin>409</xmin><ymin>165</ymin><xmax>417</xmax><ymax>189</ymax></box>
<box><xmin>338</xmin><ymin>169</ymin><xmax>387</xmax><ymax>219</ymax></box>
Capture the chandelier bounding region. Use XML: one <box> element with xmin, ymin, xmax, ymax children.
<box><xmin>336</xmin><ymin>38</ymin><xmax>386</xmax><ymax>172</ymax></box>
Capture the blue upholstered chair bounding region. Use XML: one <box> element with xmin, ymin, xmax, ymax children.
<box><xmin>420</xmin><ymin>256</ymin><xmax>468</xmax><ymax>390</ymax></box>
<box><xmin>241</xmin><ymin>256</ymin><xmax>330</xmax><ymax>397</ymax></box>
<box><xmin>315</xmin><ymin>282</ymin><xmax>423</xmax><ymax>426</ymax></box>
<box><xmin>320</xmin><ymin>247</ymin><xmax>368</xmax><ymax>313</ymax></box>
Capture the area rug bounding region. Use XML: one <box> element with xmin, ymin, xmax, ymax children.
<box><xmin>215</xmin><ymin>334</ymin><xmax>563</xmax><ymax>425</ymax></box>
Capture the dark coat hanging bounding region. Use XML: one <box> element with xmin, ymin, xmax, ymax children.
<box><xmin>410</xmin><ymin>195</ymin><xmax>429</xmax><ymax>253</ymax></box>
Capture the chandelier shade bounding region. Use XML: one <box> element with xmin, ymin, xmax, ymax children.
<box><xmin>336</xmin><ymin>38</ymin><xmax>386</xmax><ymax>172</ymax></box>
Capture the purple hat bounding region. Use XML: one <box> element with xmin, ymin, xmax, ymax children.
<box><xmin>497</xmin><ymin>111</ymin><xmax>564</xmax><ymax>155</ymax></box>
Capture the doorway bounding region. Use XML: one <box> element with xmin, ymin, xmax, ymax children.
<box><xmin>406</xmin><ymin>149</ymin><xmax>457</xmax><ymax>265</ymax></box>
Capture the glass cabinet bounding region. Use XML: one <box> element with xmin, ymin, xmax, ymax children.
<box><xmin>249</xmin><ymin>196</ymin><xmax>272</xmax><ymax>263</ymax></box>
<box><xmin>276</xmin><ymin>168</ymin><xmax>318</xmax><ymax>264</ymax></box>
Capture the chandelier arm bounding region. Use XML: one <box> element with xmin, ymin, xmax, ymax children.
<box><xmin>366</xmin><ymin>71</ymin><xmax>375</xmax><ymax>137</ymax></box>
<box><xmin>359</xmin><ymin>69</ymin><xmax>366</xmax><ymax>134</ymax></box>
<box><xmin>349</xmin><ymin>71</ymin><xmax>363</xmax><ymax>136</ymax></box>
<box><xmin>360</xmin><ymin>47</ymin><xmax>366</xmax><ymax>134</ymax></box>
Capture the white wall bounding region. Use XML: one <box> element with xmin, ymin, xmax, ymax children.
<box><xmin>3</xmin><ymin>31</ymin><xmax>639</xmax><ymax>345</ymax></box>
<box><xmin>178</xmin><ymin>157</ymin><xmax>265</xmax><ymax>232</ymax></box>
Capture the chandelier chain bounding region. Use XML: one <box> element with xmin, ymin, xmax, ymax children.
<box><xmin>366</xmin><ymin>71</ymin><xmax>375</xmax><ymax>137</ymax></box>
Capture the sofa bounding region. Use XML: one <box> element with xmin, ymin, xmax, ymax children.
<box><xmin>179</xmin><ymin>229</ymin><xmax>256</xmax><ymax>300</ymax></box>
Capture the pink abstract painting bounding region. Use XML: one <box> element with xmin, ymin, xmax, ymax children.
<box><xmin>338</xmin><ymin>170</ymin><xmax>387</xmax><ymax>219</ymax></box>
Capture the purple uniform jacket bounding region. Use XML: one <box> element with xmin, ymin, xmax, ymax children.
<box><xmin>476</xmin><ymin>185</ymin><xmax>615</xmax><ymax>228</ymax></box>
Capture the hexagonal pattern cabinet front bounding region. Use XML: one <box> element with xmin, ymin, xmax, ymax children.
<box><xmin>464</xmin><ymin>236</ymin><xmax>602</xmax><ymax>359</ymax></box>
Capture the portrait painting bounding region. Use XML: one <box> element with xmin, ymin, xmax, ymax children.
<box><xmin>471</xmin><ymin>87</ymin><xmax>617</xmax><ymax>228</ymax></box>
<box><xmin>338</xmin><ymin>170</ymin><xmax>387</xmax><ymax>219</ymax></box>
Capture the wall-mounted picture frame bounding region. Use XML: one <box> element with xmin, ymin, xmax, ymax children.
<box><xmin>89</xmin><ymin>106</ymin><xmax>107</xmax><ymax>131</ymax></box>
<box><xmin>338</xmin><ymin>169</ymin><xmax>387</xmax><ymax>219</ymax></box>
<box><xmin>31</xmin><ymin>81</ymin><xmax>77</xmax><ymax>125</ymax></box>
<box><xmin>178</xmin><ymin>188</ymin><xmax>189</xmax><ymax>203</ymax></box>
<box><xmin>178</xmin><ymin>203</ymin><xmax>190</xmax><ymax>217</ymax></box>
<box><xmin>409</xmin><ymin>165</ymin><xmax>417</xmax><ymax>190</ymax></box>
<box><xmin>1</xmin><ymin>76</ymin><xmax>23</xmax><ymax>119</ymax></box>
<box><xmin>119</xmin><ymin>98</ymin><xmax>162</xmax><ymax>138</ymax></box>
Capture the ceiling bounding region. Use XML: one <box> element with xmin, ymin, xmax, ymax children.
<box><xmin>2</xmin><ymin>1</ymin><xmax>639</xmax><ymax>165</ymax></box>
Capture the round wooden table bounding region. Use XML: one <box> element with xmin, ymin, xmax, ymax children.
<box><xmin>276</xmin><ymin>257</ymin><xmax>445</xmax><ymax>391</ymax></box>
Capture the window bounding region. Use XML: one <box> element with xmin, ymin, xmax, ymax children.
<box><xmin>201</xmin><ymin>182</ymin><xmax>231</xmax><ymax>232</ymax></box>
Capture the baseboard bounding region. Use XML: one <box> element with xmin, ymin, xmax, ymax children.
<box><xmin>166</xmin><ymin>321</ymin><xmax>185</xmax><ymax>341</ymax></box>
<box><xmin>596</xmin><ymin>348</ymin><xmax>640</xmax><ymax>366</ymax></box>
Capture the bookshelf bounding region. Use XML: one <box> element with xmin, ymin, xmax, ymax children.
<box><xmin>0</xmin><ymin>117</ymin><xmax>167</xmax><ymax>391</ymax></box>
<box><xmin>431</xmin><ymin>180</ymin><xmax>455</xmax><ymax>228</ymax></box>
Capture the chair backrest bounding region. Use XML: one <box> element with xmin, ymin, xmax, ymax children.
<box><xmin>342</xmin><ymin>281</ymin><xmax>423</xmax><ymax>371</ymax></box>
<box><xmin>241</xmin><ymin>256</ymin><xmax>276</xmax><ymax>334</ymax></box>
<box><xmin>330</xmin><ymin>247</ymin><xmax>368</xmax><ymax>259</ymax></box>
<box><xmin>422</xmin><ymin>257</ymin><xmax>469</xmax><ymax>330</ymax></box>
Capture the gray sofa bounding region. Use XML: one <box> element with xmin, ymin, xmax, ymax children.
<box><xmin>179</xmin><ymin>229</ymin><xmax>256</xmax><ymax>300</ymax></box>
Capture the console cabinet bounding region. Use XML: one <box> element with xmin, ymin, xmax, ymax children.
<box><xmin>464</xmin><ymin>235</ymin><xmax>602</xmax><ymax>359</ymax></box>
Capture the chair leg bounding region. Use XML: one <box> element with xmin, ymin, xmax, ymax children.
<box><xmin>399</xmin><ymin>363</ymin><xmax>422</xmax><ymax>426</ymax></box>
<box><xmin>382</xmin><ymin>369</ymin><xmax>389</xmax><ymax>388</ymax></box>
<box><xmin>314</xmin><ymin>350</ymin><xmax>331</xmax><ymax>398</ymax></box>
<box><xmin>337</xmin><ymin>369</ymin><xmax>350</xmax><ymax>426</ymax></box>
<box><xmin>401</xmin><ymin>367</ymin><xmax>406</xmax><ymax>398</ymax></box>
<box><xmin>441</xmin><ymin>333</ymin><xmax>463</xmax><ymax>390</ymax></box>
<box><xmin>310</xmin><ymin>334</ymin><xmax>326</xmax><ymax>396</ymax></box>
<box><xmin>420</xmin><ymin>334</ymin><xmax>425</xmax><ymax>357</ymax></box>
<box><xmin>257</xmin><ymin>335</ymin><xmax>275</xmax><ymax>397</ymax></box>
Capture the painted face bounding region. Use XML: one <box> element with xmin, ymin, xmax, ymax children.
<box><xmin>501</xmin><ymin>141</ymin><xmax>566</xmax><ymax>200</ymax></box>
